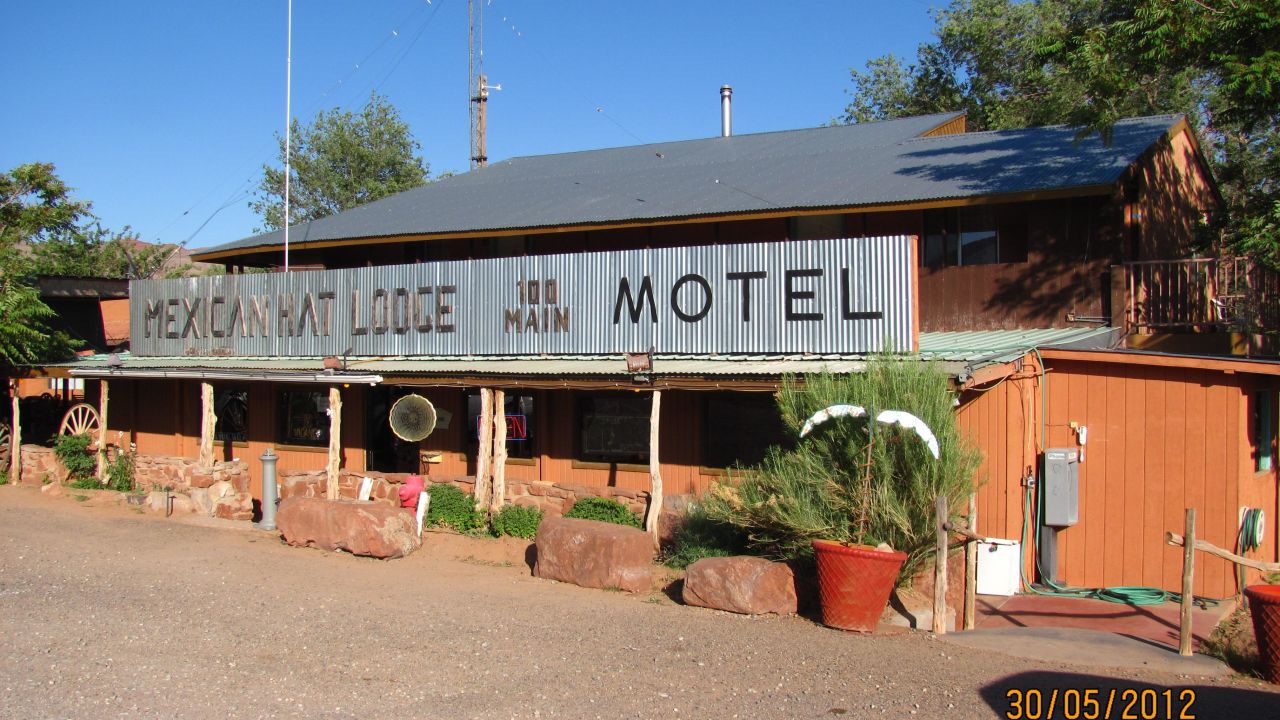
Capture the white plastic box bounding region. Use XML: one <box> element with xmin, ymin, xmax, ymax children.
<box><xmin>976</xmin><ymin>539</ymin><xmax>1021</xmax><ymax>596</ymax></box>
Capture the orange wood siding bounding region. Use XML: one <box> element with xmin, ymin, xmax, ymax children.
<box><xmin>961</xmin><ymin>357</ymin><xmax>1276</xmax><ymax>599</ymax></box>
<box><xmin>1137</xmin><ymin>126</ymin><xmax>1220</xmax><ymax>260</ymax></box>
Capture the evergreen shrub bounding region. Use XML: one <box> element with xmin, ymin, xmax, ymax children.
<box><xmin>702</xmin><ymin>355</ymin><xmax>982</xmax><ymax>583</ymax></box>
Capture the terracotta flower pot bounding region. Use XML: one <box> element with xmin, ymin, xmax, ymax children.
<box><xmin>1245</xmin><ymin>584</ymin><xmax>1280</xmax><ymax>684</ymax></box>
<box><xmin>812</xmin><ymin>539</ymin><xmax>907</xmax><ymax>632</ymax></box>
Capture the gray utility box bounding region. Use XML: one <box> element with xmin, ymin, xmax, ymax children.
<box><xmin>1043</xmin><ymin>448</ymin><xmax>1080</xmax><ymax>527</ymax></box>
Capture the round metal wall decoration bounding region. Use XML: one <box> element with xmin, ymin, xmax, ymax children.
<box><xmin>388</xmin><ymin>394</ymin><xmax>437</xmax><ymax>442</ymax></box>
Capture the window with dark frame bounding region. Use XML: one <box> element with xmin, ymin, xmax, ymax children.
<box><xmin>214</xmin><ymin>388</ymin><xmax>248</xmax><ymax>443</ymax></box>
<box><xmin>576</xmin><ymin>393</ymin><xmax>651</xmax><ymax>465</ymax></box>
<box><xmin>465</xmin><ymin>392</ymin><xmax>535</xmax><ymax>460</ymax></box>
<box><xmin>1256</xmin><ymin>391</ymin><xmax>1276</xmax><ymax>472</ymax></box>
<box><xmin>276</xmin><ymin>389</ymin><xmax>330</xmax><ymax>447</ymax></box>
<box><xmin>922</xmin><ymin>207</ymin><xmax>1011</xmax><ymax>267</ymax></box>
<box><xmin>703</xmin><ymin>392</ymin><xmax>794</xmax><ymax>469</ymax></box>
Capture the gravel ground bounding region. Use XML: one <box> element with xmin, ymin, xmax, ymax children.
<box><xmin>1</xmin><ymin>485</ymin><xmax>1276</xmax><ymax>720</ymax></box>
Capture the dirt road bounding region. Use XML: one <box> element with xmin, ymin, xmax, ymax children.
<box><xmin>1</xmin><ymin>486</ymin><xmax>1274</xmax><ymax>719</ymax></box>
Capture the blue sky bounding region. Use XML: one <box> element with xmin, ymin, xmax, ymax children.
<box><xmin>1</xmin><ymin>1</ymin><xmax>938</xmax><ymax>251</ymax></box>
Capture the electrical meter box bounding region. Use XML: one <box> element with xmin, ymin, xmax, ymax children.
<box><xmin>1042</xmin><ymin>448</ymin><xmax>1079</xmax><ymax>527</ymax></box>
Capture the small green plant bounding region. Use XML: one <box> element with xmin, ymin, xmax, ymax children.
<box><xmin>660</xmin><ymin>505</ymin><xmax>748</xmax><ymax>569</ymax></box>
<box><xmin>55</xmin><ymin>433</ymin><xmax>97</xmax><ymax>485</ymax></box>
<box><xmin>564</xmin><ymin>497</ymin><xmax>642</xmax><ymax>528</ymax></box>
<box><xmin>425</xmin><ymin>483</ymin><xmax>484</xmax><ymax>533</ymax></box>
<box><xmin>73</xmin><ymin>494</ymin><xmax>89</xmax><ymax>502</ymax></box>
<box><xmin>105</xmin><ymin>451</ymin><xmax>135</xmax><ymax>492</ymax></box>
<box><xmin>490</xmin><ymin>504</ymin><xmax>544</xmax><ymax>539</ymax></box>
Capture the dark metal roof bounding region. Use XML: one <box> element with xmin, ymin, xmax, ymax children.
<box><xmin>196</xmin><ymin>112</ymin><xmax>1182</xmax><ymax>260</ymax></box>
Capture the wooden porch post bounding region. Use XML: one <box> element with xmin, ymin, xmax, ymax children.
<box><xmin>474</xmin><ymin>388</ymin><xmax>493</xmax><ymax>510</ymax></box>
<box><xmin>198</xmin><ymin>382</ymin><xmax>215</xmax><ymax>467</ymax></box>
<box><xmin>644</xmin><ymin>390</ymin><xmax>663</xmax><ymax>544</ymax></box>
<box><xmin>490</xmin><ymin>388</ymin><xmax>507</xmax><ymax>513</ymax></box>
<box><xmin>327</xmin><ymin>385</ymin><xmax>342</xmax><ymax>500</ymax></box>
<box><xmin>96</xmin><ymin>380</ymin><xmax>110</xmax><ymax>481</ymax></box>
<box><xmin>9</xmin><ymin>380</ymin><xmax>21</xmax><ymax>484</ymax></box>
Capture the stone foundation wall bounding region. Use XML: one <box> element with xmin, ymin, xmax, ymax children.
<box><xmin>19</xmin><ymin>445</ymin><xmax>63</xmax><ymax>486</ymax></box>
<box><xmin>132</xmin><ymin>454</ymin><xmax>254</xmax><ymax>521</ymax></box>
<box><xmin>276</xmin><ymin>470</ymin><xmax>692</xmax><ymax>540</ymax></box>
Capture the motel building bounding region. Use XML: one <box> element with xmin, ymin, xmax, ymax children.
<box><xmin>8</xmin><ymin>110</ymin><xmax>1279</xmax><ymax>601</ymax></box>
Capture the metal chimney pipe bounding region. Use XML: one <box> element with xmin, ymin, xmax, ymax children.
<box><xmin>720</xmin><ymin>85</ymin><xmax>733</xmax><ymax>137</ymax></box>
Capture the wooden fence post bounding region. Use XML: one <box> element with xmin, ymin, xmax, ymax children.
<box><xmin>964</xmin><ymin>493</ymin><xmax>977</xmax><ymax>631</ymax></box>
<box><xmin>933</xmin><ymin>495</ymin><xmax>948</xmax><ymax>635</ymax></box>
<box><xmin>1180</xmin><ymin>508</ymin><xmax>1196</xmax><ymax>657</ymax></box>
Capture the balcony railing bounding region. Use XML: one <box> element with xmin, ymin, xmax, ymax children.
<box><xmin>1123</xmin><ymin>257</ymin><xmax>1280</xmax><ymax>334</ymax></box>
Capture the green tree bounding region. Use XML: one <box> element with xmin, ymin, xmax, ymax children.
<box><xmin>840</xmin><ymin>0</ymin><xmax>1280</xmax><ymax>264</ymax></box>
<box><xmin>1042</xmin><ymin>0</ymin><xmax>1280</xmax><ymax>264</ymax></box>
<box><xmin>251</xmin><ymin>92</ymin><xmax>430</xmax><ymax>231</ymax></box>
<box><xmin>0</xmin><ymin>163</ymin><xmax>84</xmax><ymax>365</ymax></box>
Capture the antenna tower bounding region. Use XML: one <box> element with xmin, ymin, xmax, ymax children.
<box><xmin>468</xmin><ymin>0</ymin><xmax>487</xmax><ymax>168</ymax></box>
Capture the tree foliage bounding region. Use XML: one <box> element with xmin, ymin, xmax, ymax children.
<box><xmin>0</xmin><ymin>163</ymin><xmax>86</xmax><ymax>365</ymax></box>
<box><xmin>839</xmin><ymin>0</ymin><xmax>1279</xmax><ymax>263</ymax></box>
<box><xmin>251</xmin><ymin>93</ymin><xmax>429</xmax><ymax>231</ymax></box>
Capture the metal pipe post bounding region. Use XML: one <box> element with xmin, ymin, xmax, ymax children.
<box><xmin>257</xmin><ymin>447</ymin><xmax>279</xmax><ymax>531</ymax></box>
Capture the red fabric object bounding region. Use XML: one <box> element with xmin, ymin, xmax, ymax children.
<box><xmin>399</xmin><ymin>475</ymin><xmax>425</xmax><ymax>510</ymax></box>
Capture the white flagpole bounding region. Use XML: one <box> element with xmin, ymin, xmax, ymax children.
<box><xmin>283</xmin><ymin>0</ymin><xmax>292</xmax><ymax>273</ymax></box>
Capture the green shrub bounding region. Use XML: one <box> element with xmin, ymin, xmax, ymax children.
<box><xmin>660</xmin><ymin>505</ymin><xmax>748</xmax><ymax>569</ymax></box>
<box><xmin>564</xmin><ymin>497</ymin><xmax>642</xmax><ymax>528</ymax></box>
<box><xmin>702</xmin><ymin>356</ymin><xmax>982</xmax><ymax>584</ymax></box>
<box><xmin>490</xmin><ymin>504</ymin><xmax>544</xmax><ymax>539</ymax></box>
<box><xmin>105</xmin><ymin>452</ymin><xmax>135</xmax><ymax>493</ymax></box>
<box><xmin>55</xmin><ymin>433</ymin><xmax>97</xmax><ymax>486</ymax></box>
<box><xmin>425</xmin><ymin>483</ymin><xmax>483</xmax><ymax>533</ymax></box>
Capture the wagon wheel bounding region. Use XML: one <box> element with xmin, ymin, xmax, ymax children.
<box><xmin>0</xmin><ymin>422</ymin><xmax>10</xmax><ymax>473</ymax></box>
<box><xmin>59</xmin><ymin>403</ymin><xmax>100</xmax><ymax>438</ymax></box>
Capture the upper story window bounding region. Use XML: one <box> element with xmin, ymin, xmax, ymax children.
<box><xmin>923</xmin><ymin>207</ymin><xmax>1007</xmax><ymax>267</ymax></box>
<box><xmin>790</xmin><ymin>214</ymin><xmax>846</xmax><ymax>241</ymax></box>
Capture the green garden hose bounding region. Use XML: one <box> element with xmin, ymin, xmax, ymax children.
<box><xmin>1018</xmin><ymin>483</ymin><xmax>1229</xmax><ymax>607</ymax></box>
<box><xmin>1017</xmin><ymin>348</ymin><xmax>1229</xmax><ymax>608</ymax></box>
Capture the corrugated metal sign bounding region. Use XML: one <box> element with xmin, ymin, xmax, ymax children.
<box><xmin>131</xmin><ymin>235</ymin><xmax>915</xmax><ymax>357</ymax></box>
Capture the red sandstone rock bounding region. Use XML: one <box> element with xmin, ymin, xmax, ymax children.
<box><xmin>189</xmin><ymin>472</ymin><xmax>216</xmax><ymax>489</ymax></box>
<box><xmin>533</xmin><ymin>516</ymin><xmax>655</xmax><ymax>593</ymax></box>
<box><xmin>277</xmin><ymin>497</ymin><xmax>421</xmax><ymax>559</ymax></box>
<box><xmin>682</xmin><ymin>556</ymin><xmax>797</xmax><ymax>616</ymax></box>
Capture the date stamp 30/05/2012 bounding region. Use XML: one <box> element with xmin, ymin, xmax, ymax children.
<box><xmin>1005</xmin><ymin>688</ymin><xmax>1198</xmax><ymax>720</ymax></box>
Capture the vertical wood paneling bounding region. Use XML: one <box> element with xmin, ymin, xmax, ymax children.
<box><xmin>1141</xmin><ymin>368</ymin><xmax>1167</xmax><ymax>588</ymax></box>
<box><xmin>1161</xmin><ymin>369</ymin><xmax>1186</xmax><ymax>588</ymax></box>
<box><xmin>1202</xmin><ymin>383</ymin><xmax>1229</xmax><ymax>595</ymax></box>
<box><xmin>1121</xmin><ymin>368</ymin><xmax>1145</xmax><ymax>586</ymax></box>
<box><xmin>1034</xmin><ymin>356</ymin><xmax>1254</xmax><ymax>597</ymax></box>
<box><xmin>1103</xmin><ymin>371</ymin><xmax>1127</xmax><ymax>587</ymax></box>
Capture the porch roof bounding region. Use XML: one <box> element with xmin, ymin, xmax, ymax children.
<box><xmin>47</xmin><ymin>328</ymin><xmax>1115</xmax><ymax>384</ymax></box>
